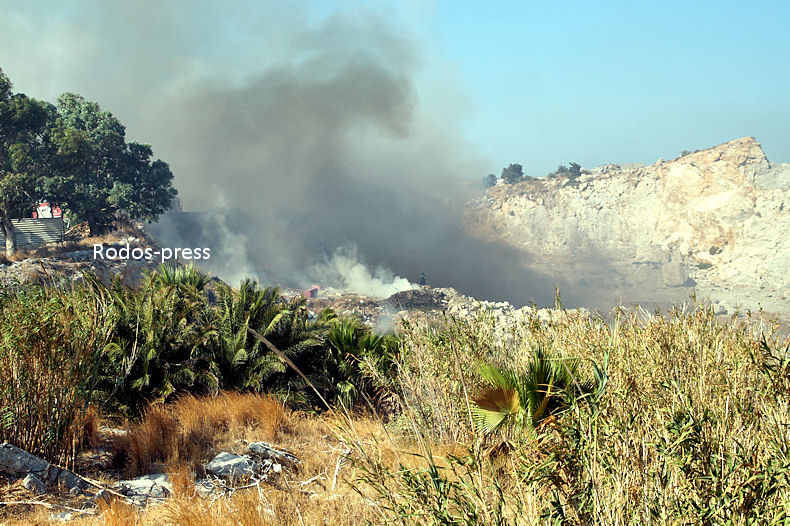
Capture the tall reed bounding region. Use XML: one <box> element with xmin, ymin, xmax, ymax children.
<box><xmin>0</xmin><ymin>279</ymin><xmax>117</xmax><ymax>467</ymax></box>
<box><xmin>350</xmin><ymin>303</ymin><xmax>790</xmax><ymax>524</ymax></box>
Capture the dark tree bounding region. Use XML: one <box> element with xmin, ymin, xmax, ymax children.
<box><xmin>500</xmin><ymin>163</ymin><xmax>524</xmax><ymax>184</ymax></box>
<box><xmin>1</xmin><ymin>70</ymin><xmax>177</xmax><ymax>248</ymax></box>
<box><xmin>0</xmin><ymin>68</ymin><xmax>55</xmax><ymax>255</ymax></box>
<box><xmin>43</xmin><ymin>93</ymin><xmax>177</xmax><ymax>234</ymax></box>
<box><xmin>548</xmin><ymin>163</ymin><xmax>582</xmax><ymax>180</ymax></box>
<box><xmin>482</xmin><ymin>173</ymin><xmax>497</xmax><ymax>188</ymax></box>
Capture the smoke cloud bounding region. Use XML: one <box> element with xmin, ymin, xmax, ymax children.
<box><xmin>1</xmin><ymin>2</ymin><xmax>629</xmax><ymax>307</ymax></box>
<box><xmin>133</xmin><ymin>8</ymin><xmax>569</xmax><ymax>305</ymax></box>
<box><xmin>309</xmin><ymin>245</ymin><xmax>415</xmax><ymax>298</ymax></box>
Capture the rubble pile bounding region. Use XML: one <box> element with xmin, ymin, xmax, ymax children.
<box><xmin>386</xmin><ymin>288</ymin><xmax>448</xmax><ymax>310</ymax></box>
<box><xmin>0</xmin><ymin>439</ymin><xmax>301</xmax><ymax>520</ymax></box>
<box><xmin>0</xmin><ymin>238</ymin><xmax>159</xmax><ymax>289</ymax></box>
<box><xmin>303</xmin><ymin>285</ymin><xmax>591</xmax><ymax>334</ymax></box>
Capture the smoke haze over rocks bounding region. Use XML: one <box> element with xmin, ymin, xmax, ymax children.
<box><xmin>1</xmin><ymin>2</ymin><xmax>621</xmax><ymax>307</ymax></box>
<box><xmin>131</xmin><ymin>9</ymin><xmax>578</xmax><ymax>306</ymax></box>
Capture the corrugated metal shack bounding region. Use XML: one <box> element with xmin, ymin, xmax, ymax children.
<box><xmin>0</xmin><ymin>218</ymin><xmax>65</xmax><ymax>249</ymax></box>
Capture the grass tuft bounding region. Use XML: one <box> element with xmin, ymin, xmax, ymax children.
<box><xmin>113</xmin><ymin>392</ymin><xmax>285</xmax><ymax>477</ymax></box>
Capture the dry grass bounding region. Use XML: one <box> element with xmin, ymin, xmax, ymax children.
<box><xmin>347</xmin><ymin>303</ymin><xmax>790</xmax><ymax>524</ymax></box>
<box><xmin>67</xmin><ymin>405</ymin><xmax>399</xmax><ymax>525</ymax></box>
<box><xmin>7</xmin><ymin>301</ymin><xmax>790</xmax><ymax>525</ymax></box>
<box><xmin>95</xmin><ymin>497</ymin><xmax>140</xmax><ymax>526</ymax></box>
<box><xmin>113</xmin><ymin>392</ymin><xmax>285</xmax><ymax>477</ymax></box>
<box><xmin>2</xmin><ymin>220</ymin><xmax>153</xmax><ymax>263</ymax></box>
<box><xmin>74</xmin><ymin>405</ymin><xmax>101</xmax><ymax>450</ymax></box>
<box><xmin>155</xmin><ymin>487</ymin><xmax>378</xmax><ymax>526</ymax></box>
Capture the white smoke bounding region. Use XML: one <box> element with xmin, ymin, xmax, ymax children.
<box><xmin>207</xmin><ymin>209</ymin><xmax>258</xmax><ymax>288</ymax></box>
<box><xmin>309</xmin><ymin>245</ymin><xmax>416</xmax><ymax>298</ymax></box>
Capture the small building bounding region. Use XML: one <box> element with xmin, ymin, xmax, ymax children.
<box><xmin>0</xmin><ymin>217</ymin><xmax>65</xmax><ymax>249</ymax></box>
<box><xmin>302</xmin><ymin>285</ymin><xmax>320</xmax><ymax>299</ymax></box>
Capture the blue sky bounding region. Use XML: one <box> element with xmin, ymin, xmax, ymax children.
<box><xmin>1</xmin><ymin>0</ymin><xmax>788</xmax><ymax>178</ymax></box>
<box><xmin>421</xmin><ymin>0</ymin><xmax>790</xmax><ymax>174</ymax></box>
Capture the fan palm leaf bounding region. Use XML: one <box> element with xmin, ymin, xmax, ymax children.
<box><xmin>471</xmin><ymin>345</ymin><xmax>601</xmax><ymax>436</ymax></box>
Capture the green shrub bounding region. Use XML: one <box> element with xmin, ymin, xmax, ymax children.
<box><xmin>348</xmin><ymin>303</ymin><xmax>790</xmax><ymax>524</ymax></box>
<box><xmin>322</xmin><ymin>317</ymin><xmax>401</xmax><ymax>408</ymax></box>
<box><xmin>101</xmin><ymin>269</ymin><xmax>217</xmax><ymax>415</ymax></box>
<box><xmin>0</xmin><ymin>281</ymin><xmax>117</xmax><ymax>466</ymax></box>
<box><xmin>500</xmin><ymin>163</ymin><xmax>525</xmax><ymax>184</ymax></box>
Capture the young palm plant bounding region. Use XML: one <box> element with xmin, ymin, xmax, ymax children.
<box><xmin>261</xmin><ymin>297</ymin><xmax>336</xmax><ymax>402</ymax></box>
<box><xmin>211</xmin><ymin>280</ymin><xmax>337</xmax><ymax>400</ymax></box>
<box><xmin>104</xmin><ymin>268</ymin><xmax>216</xmax><ymax>414</ymax></box>
<box><xmin>471</xmin><ymin>345</ymin><xmax>598</xmax><ymax>437</ymax></box>
<box><xmin>321</xmin><ymin>317</ymin><xmax>402</xmax><ymax>409</ymax></box>
<box><xmin>212</xmin><ymin>279</ymin><xmax>289</xmax><ymax>391</ymax></box>
<box><xmin>153</xmin><ymin>262</ymin><xmax>212</xmax><ymax>291</ymax></box>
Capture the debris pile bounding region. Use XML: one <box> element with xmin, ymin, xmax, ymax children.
<box><xmin>0</xmin><ymin>439</ymin><xmax>301</xmax><ymax>520</ymax></box>
<box><xmin>385</xmin><ymin>288</ymin><xmax>448</xmax><ymax>311</ymax></box>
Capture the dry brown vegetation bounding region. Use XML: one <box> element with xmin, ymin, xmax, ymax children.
<box><xmin>112</xmin><ymin>392</ymin><xmax>285</xmax><ymax>477</ymax></box>
<box><xmin>72</xmin><ymin>395</ymin><xmax>397</xmax><ymax>526</ymax></box>
<box><xmin>0</xmin><ymin>220</ymin><xmax>153</xmax><ymax>264</ymax></box>
<box><xmin>4</xmin><ymin>295</ymin><xmax>790</xmax><ymax>524</ymax></box>
<box><xmin>352</xmin><ymin>305</ymin><xmax>790</xmax><ymax>524</ymax></box>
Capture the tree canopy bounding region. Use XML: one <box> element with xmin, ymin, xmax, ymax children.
<box><xmin>548</xmin><ymin>162</ymin><xmax>583</xmax><ymax>179</ymax></box>
<box><xmin>500</xmin><ymin>163</ymin><xmax>524</xmax><ymax>184</ymax></box>
<box><xmin>481</xmin><ymin>173</ymin><xmax>497</xmax><ymax>188</ymax></box>
<box><xmin>0</xmin><ymin>70</ymin><xmax>56</xmax><ymax>254</ymax></box>
<box><xmin>0</xmin><ymin>68</ymin><xmax>176</xmax><ymax>253</ymax></box>
<box><xmin>44</xmin><ymin>92</ymin><xmax>177</xmax><ymax>233</ymax></box>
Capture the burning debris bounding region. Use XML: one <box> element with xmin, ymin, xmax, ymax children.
<box><xmin>385</xmin><ymin>288</ymin><xmax>448</xmax><ymax>311</ymax></box>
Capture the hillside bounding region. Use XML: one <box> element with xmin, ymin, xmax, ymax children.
<box><xmin>1</xmin><ymin>219</ymin><xmax>790</xmax><ymax>524</ymax></box>
<box><xmin>466</xmin><ymin>137</ymin><xmax>790</xmax><ymax>319</ymax></box>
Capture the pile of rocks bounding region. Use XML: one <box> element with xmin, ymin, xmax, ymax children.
<box><xmin>0</xmin><ymin>442</ymin><xmax>90</xmax><ymax>495</ymax></box>
<box><xmin>386</xmin><ymin>288</ymin><xmax>448</xmax><ymax>311</ymax></box>
<box><xmin>0</xmin><ymin>252</ymin><xmax>159</xmax><ymax>289</ymax></box>
<box><xmin>305</xmin><ymin>285</ymin><xmax>592</xmax><ymax>334</ymax></box>
<box><xmin>0</xmin><ymin>440</ymin><xmax>300</xmax><ymax>521</ymax></box>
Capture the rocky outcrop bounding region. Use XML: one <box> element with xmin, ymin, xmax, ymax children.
<box><xmin>114</xmin><ymin>473</ymin><xmax>172</xmax><ymax>500</ymax></box>
<box><xmin>205</xmin><ymin>451</ymin><xmax>259</xmax><ymax>480</ymax></box>
<box><xmin>0</xmin><ymin>250</ymin><xmax>160</xmax><ymax>289</ymax></box>
<box><xmin>466</xmin><ymin>137</ymin><xmax>790</xmax><ymax>316</ymax></box>
<box><xmin>0</xmin><ymin>442</ymin><xmax>90</xmax><ymax>492</ymax></box>
<box><xmin>205</xmin><ymin>442</ymin><xmax>299</xmax><ymax>483</ymax></box>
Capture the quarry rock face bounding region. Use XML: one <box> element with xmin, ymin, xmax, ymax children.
<box><xmin>466</xmin><ymin>137</ymin><xmax>790</xmax><ymax>316</ymax></box>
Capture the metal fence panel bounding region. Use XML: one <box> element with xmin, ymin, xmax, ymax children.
<box><xmin>0</xmin><ymin>218</ymin><xmax>65</xmax><ymax>248</ymax></box>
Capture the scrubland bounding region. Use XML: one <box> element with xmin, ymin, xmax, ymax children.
<box><xmin>1</xmin><ymin>265</ymin><xmax>789</xmax><ymax>524</ymax></box>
